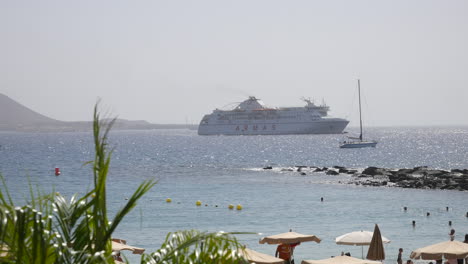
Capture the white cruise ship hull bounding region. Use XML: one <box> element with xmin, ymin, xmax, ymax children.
<box><xmin>198</xmin><ymin>118</ymin><xmax>349</xmax><ymax>135</ymax></box>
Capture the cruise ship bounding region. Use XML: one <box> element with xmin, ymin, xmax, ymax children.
<box><xmin>198</xmin><ymin>96</ymin><xmax>349</xmax><ymax>135</ymax></box>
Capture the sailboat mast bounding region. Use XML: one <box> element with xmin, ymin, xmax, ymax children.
<box><xmin>358</xmin><ymin>79</ymin><xmax>363</xmax><ymax>141</ymax></box>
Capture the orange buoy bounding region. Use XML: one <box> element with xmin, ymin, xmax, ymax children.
<box><xmin>55</xmin><ymin>168</ymin><xmax>61</xmax><ymax>176</ymax></box>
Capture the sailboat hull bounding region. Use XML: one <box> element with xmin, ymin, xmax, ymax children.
<box><xmin>339</xmin><ymin>141</ymin><xmax>377</xmax><ymax>148</ymax></box>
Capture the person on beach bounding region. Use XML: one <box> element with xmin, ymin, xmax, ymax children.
<box><xmin>448</xmin><ymin>229</ymin><xmax>462</xmax><ymax>264</ymax></box>
<box><xmin>397</xmin><ymin>248</ymin><xmax>403</xmax><ymax>264</ymax></box>
<box><xmin>449</xmin><ymin>229</ymin><xmax>455</xmax><ymax>241</ymax></box>
<box><xmin>275</xmin><ymin>242</ymin><xmax>300</xmax><ymax>264</ymax></box>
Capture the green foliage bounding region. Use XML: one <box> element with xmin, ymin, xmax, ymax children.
<box><xmin>0</xmin><ymin>184</ymin><xmax>57</xmax><ymax>264</ymax></box>
<box><xmin>142</xmin><ymin>230</ymin><xmax>250</xmax><ymax>264</ymax></box>
<box><xmin>0</xmin><ymin>104</ymin><xmax>250</xmax><ymax>264</ymax></box>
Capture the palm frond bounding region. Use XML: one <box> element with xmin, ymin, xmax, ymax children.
<box><xmin>146</xmin><ymin>230</ymin><xmax>250</xmax><ymax>264</ymax></box>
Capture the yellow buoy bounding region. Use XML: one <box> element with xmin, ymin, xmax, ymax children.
<box><xmin>166</xmin><ymin>198</ymin><xmax>172</xmax><ymax>203</ymax></box>
<box><xmin>196</xmin><ymin>200</ymin><xmax>202</xmax><ymax>206</ymax></box>
<box><xmin>236</xmin><ymin>204</ymin><xmax>243</xmax><ymax>210</ymax></box>
<box><xmin>228</xmin><ymin>204</ymin><xmax>234</xmax><ymax>210</ymax></box>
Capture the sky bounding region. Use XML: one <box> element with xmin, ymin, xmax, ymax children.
<box><xmin>1</xmin><ymin>0</ymin><xmax>467</xmax><ymax>126</ymax></box>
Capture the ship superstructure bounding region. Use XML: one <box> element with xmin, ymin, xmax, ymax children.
<box><xmin>198</xmin><ymin>96</ymin><xmax>349</xmax><ymax>135</ymax></box>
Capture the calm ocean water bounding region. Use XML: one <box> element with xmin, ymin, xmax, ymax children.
<box><xmin>1</xmin><ymin>127</ymin><xmax>468</xmax><ymax>263</ymax></box>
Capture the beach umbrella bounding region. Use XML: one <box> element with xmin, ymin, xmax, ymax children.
<box><xmin>410</xmin><ymin>240</ymin><xmax>468</xmax><ymax>260</ymax></box>
<box><xmin>335</xmin><ymin>231</ymin><xmax>390</xmax><ymax>246</ymax></box>
<box><xmin>302</xmin><ymin>255</ymin><xmax>382</xmax><ymax>264</ymax></box>
<box><xmin>111</xmin><ymin>239</ymin><xmax>145</xmax><ymax>255</ymax></box>
<box><xmin>259</xmin><ymin>231</ymin><xmax>322</xmax><ymax>245</ymax></box>
<box><xmin>242</xmin><ymin>248</ymin><xmax>285</xmax><ymax>264</ymax></box>
<box><xmin>366</xmin><ymin>224</ymin><xmax>385</xmax><ymax>260</ymax></box>
<box><xmin>336</xmin><ymin>230</ymin><xmax>390</xmax><ymax>258</ymax></box>
<box><xmin>259</xmin><ymin>230</ymin><xmax>321</xmax><ymax>263</ymax></box>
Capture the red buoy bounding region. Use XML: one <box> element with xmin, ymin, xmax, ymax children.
<box><xmin>55</xmin><ymin>168</ymin><xmax>61</xmax><ymax>176</ymax></box>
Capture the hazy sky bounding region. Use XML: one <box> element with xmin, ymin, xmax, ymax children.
<box><xmin>1</xmin><ymin>0</ymin><xmax>467</xmax><ymax>126</ymax></box>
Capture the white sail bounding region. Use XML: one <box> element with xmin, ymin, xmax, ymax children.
<box><xmin>340</xmin><ymin>80</ymin><xmax>378</xmax><ymax>148</ymax></box>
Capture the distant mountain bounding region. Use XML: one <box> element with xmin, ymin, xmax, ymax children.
<box><xmin>0</xmin><ymin>93</ymin><xmax>198</xmax><ymax>132</ymax></box>
<box><xmin>0</xmin><ymin>93</ymin><xmax>62</xmax><ymax>126</ymax></box>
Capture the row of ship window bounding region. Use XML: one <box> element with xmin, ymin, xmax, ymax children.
<box><xmin>235</xmin><ymin>124</ymin><xmax>276</xmax><ymax>131</ymax></box>
<box><xmin>219</xmin><ymin>116</ymin><xmax>298</xmax><ymax>120</ymax></box>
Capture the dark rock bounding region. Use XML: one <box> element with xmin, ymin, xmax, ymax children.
<box><xmin>399</xmin><ymin>180</ymin><xmax>415</xmax><ymax>188</ymax></box>
<box><xmin>412</xmin><ymin>169</ymin><xmax>427</xmax><ymax>176</ymax></box>
<box><xmin>398</xmin><ymin>168</ymin><xmax>416</xmax><ymax>174</ymax></box>
<box><xmin>326</xmin><ymin>170</ymin><xmax>339</xmax><ymax>175</ymax></box>
<box><xmin>424</xmin><ymin>170</ymin><xmax>449</xmax><ymax>177</ymax></box>
<box><xmin>263</xmin><ymin>166</ymin><xmax>273</xmax><ymax>170</ymax></box>
<box><xmin>451</xmin><ymin>169</ymin><xmax>468</xmax><ymax>174</ymax></box>
<box><xmin>389</xmin><ymin>174</ymin><xmax>402</xmax><ymax>182</ymax></box>
<box><xmin>415</xmin><ymin>180</ymin><xmax>423</xmax><ymax>188</ymax></box>
<box><xmin>441</xmin><ymin>184</ymin><xmax>458</xmax><ymax>190</ymax></box>
<box><xmin>362</xmin><ymin>167</ymin><xmax>383</xmax><ymax>176</ymax></box>
<box><xmin>338</xmin><ymin>168</ymin><xmax>349</xmax><ymax>173</ymax></box>
<box><xmin>296</xmin><ymin>166</ymin><xmax>307</xmax><ymax>172</ymax></box>
<box><xmin>439</xmin><ymin>173</ymin><xmax>456</xmax><ymax>179</ymax></box>
<box><xmin>453</xmin><ymin>175</ymin><xmax>468</xmax><ymax>183</ymax></box>
<box><xmin>300</xmin><ymin>172</ymin><xmax>307</xmax><ymax>176</ymax></box>
<box><xmin>402</xmin><ymin>174</ymin><xmax>418</xmax><ymax>180</ymax></box>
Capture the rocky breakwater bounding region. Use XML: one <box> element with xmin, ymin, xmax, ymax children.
<box><xmin>356</xmin><ymin>166</ymin><xmax>468</xmax><ymax>191</ymax></box>
<box><xmin>263</xmin><ymin>165</ymin><xmax>468</xmax><ymax>191</ymax></box>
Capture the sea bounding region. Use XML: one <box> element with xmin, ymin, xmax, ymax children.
<box><xmin>1</xmin><ymin>126</ymin><xmax>468</xmax><ymax>263</ymax></box>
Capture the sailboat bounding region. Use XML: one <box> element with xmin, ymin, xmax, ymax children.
<box><xmin>339</xmin><ymin>79</ymin><xmax>377</xmax><ymax>148</ymax></box>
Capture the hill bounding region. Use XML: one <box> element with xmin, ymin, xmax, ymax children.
<box><xmin>0</xmin><ymin>94</ymin><xmax>62</xmax><ymax>126</ymax></box>
<box><xmin>0</xmin><ymin>93</ymin><xmax>197</xmax><ymax>132</ymax></box>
